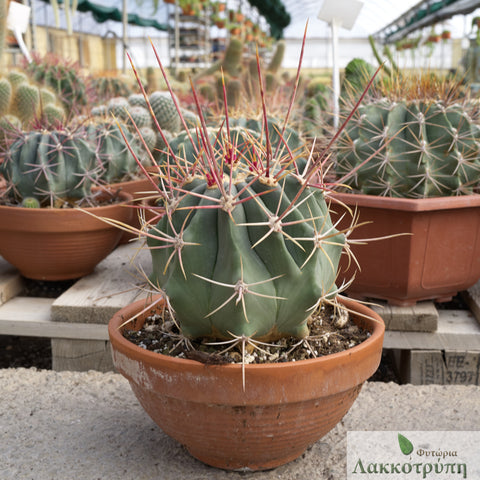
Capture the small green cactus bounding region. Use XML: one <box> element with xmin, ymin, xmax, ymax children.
<box><xmin>126</xmin><ymin>105</ymin><xmax>152</xmax><ymax>129</ymax></box>
<box><xmin>85</xmin><ymin>120</ymin><xmax>139</xmax><ymax>184</ymax></box>
<box><xmin>267</xmin><ymin>40</ymin><xmax>285</xmax><ymax>74</ymax></box>
<box><xmin>7</xmin><ymin>71</ymin><xmax>28</xmax><ymax>91</ymax></box>
<box><xmin>149</xmin><ymin>91</ymin><xmax>181</xmax><ymax>133</ymax></box>
<box><xmin>0</xmin><ymin>129</ymin><xmax>97</xmax><ymax>206</ymax></box>
<box><xmin>336</xmin><ymin>90</ymin><xmax>480</xmax><ymax>197</ymax></box>
<box><xmin>107</xmin><ymin>96</ymin><xmax>129</xmax><ymax>120</ymax></box>
<box><xmin>0</xmin><ymin>77</ymin><xmax>12</xmax><ymax>116</ymax></box>
<box><xmin>128</xmin><ymin>93</ymin><xmax>148</xmax><ymax>109</ymax></box>
<box><xmin>21</xmin><ymin>197</ymin><xmax>41</xmax><ymax>208</ymax></box>
<box><xmin>11</xmin><ymin>83</ymin><xmax>40</xmax><ymax>126</ymax></box>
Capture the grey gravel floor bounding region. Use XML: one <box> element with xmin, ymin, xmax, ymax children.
<box><xmin>2</xmin><ymin>368</ymin><xmax>480</xmax><ymax>480</ymax></box>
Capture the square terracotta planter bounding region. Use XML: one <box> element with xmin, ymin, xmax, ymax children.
<box><xmin>330</xmin><ymin>192</ymin><xmax>480</xmax><ymax>306</ymax></box>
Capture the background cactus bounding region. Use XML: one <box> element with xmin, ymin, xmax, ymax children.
<box><xmin>149</xmin><ymin>91</ymin><xmax>181</xmax><ymax>133</ymax></box>
<box><xmin>24</xmin><ymin>53</ymin><xmax>91</xmax><ymax>115</ymax></box>
<box><xmin>0</xmin><ymin>128</ymin><xmax>97</xmax><ymax>206</ymax></box>
<box><xmin>0</xmin><ymin>74</ymin><xmax>65</xmax><ymax>131</ymax></box>
<box><xmin>84</xmin><ymin>120</ymin><xmax>141</xmax><ymax>183</ymax></box>
<box><xmin>335</xmin><ymin>76</ymin><xmax>480</xmax><ymax>197</ymax></box>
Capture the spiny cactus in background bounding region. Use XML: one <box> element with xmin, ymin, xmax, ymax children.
<box><xmin>84</xmin><ymin>120</ymin><xmax>140</xmax><ymax>184</ymax></box>
<box><xmin>300</xmin><ymin>77</ymin><xmax>331</xmax><ymax>137</ymax></box>
<box><xmin>149</xmin><ymin>91</ymin><xmax>181</xmax><ymax>133</ymax></box>
<box><xmin>10</xmin><ymin>83</ymin><xmax>40</xmax><ymax>124</ymax></box>
<box><xmin>368</xmin><ymin>35</ymin><xmax>399</xmax><ymax>78</ymax></box>
<box><xmin>125</xmin><ymin>105</ymin><xmax>151</xmax><ymax>129</ymax></box>
<box><xmin>120</xmin><ymin>38</ymin><xmax>350</xmax><ymax>343</ymax></box>
<box><xmin>91</xmin><ymin>76</ymin><xmax>133</xmax><ymax>101</ymax></box>
<box><xmin>138</xmin><ymin>126</ymin><xmax>157</xmax><ymax>153</ymax></box>
<box><xmin>91</xmin><ymin>105</ymin><xmax>108</xmax><ymax>117</ymax></box>
<box><xmin>0</xmin><ymin>0</ymin><xmax>7</xmax><ymax>72</ymax></box>
<box><xmin>24</xmin><ymin>53</ymin><xmax>91</xmax><ymax>115</ymax></box>
<box><xmin>7</xmin><ymin>71</ymin><xmax>28</xmax><ymax>91</ymax></box>
<box><xmin>341</xmin><ymin>58</ymin><xmax>377</xmax><ymax>100</ymax></box>
<box><xmin>198</xmin><ymin>83</ymin><xmax>216</xmax><ymax>102</ymax></box>
<box><xmin>128</xmin><ymin>93</ymin><xmax>148</xmax><ymax>109</ymax></box>
<box><xmin>107</xmin><ymin>96</ymin><xmax>130</xmax><ymax>120</ymax></box>
<box><xmin>146</xmin><ymin>66</ymin><xmax>159</xmax><ymax>93</ymax></box>
<box><xmin>0</xmin><ymin>128</ymin><xmax>97</xmax><ymax>206</ymax></box>
<box><xmin>267</xmin><ymin>40</ymin><xmax>285</xmax><ymax>74</ymax></box>
<box><xmin>336</xmin><ymin>75</ymin><xmax>480</xmax><ymax>198</ymax></box>
<box><xmin>0</xmin><ymin>75</ymin><xmax>65</xmax><ymax>129</ymax></box>
<box><xmin>0</xmin><ymin>115</ymin><xmax>22</xmax><ymax>151</ymax></box>
<box><xmin>195</xmin><ymin>37</ymin><xmax>244</xmax><ymax>80</ymax></box>
<box><xmin>0</xmin><ymin>77</ymin><xmax>12</xmax><ymax>115</ymax></box>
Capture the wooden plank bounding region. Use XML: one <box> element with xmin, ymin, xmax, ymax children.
<box><xmin>372</xmin><ymin>301</ymin><xmax>438</xmax><ymax>332</ymax></box>
<box><xmin>51</xmin><ymin>242</ymin><xmax>151</xmax><ymax>325</ymax></box>
<box><xmin>383</xmin><ymin>309</ymin><xmax>480</xmax><ymax>351</ymax></box>
<box><xmin>51</xmin><ymin>339</ymin><xmax>113</xmax><ymax>372</ymax></box>
<box><xmin>0</xmin><ymin>257</ymin><xmax>23</xmax><ymax>306</ymax></box>
<box><xmin>396</xmin><ymin>349</ymin><xmax>480</xmax><ymax>386</ymax></box>
<box><xmin>0</xmin><ymin>297</ymin><xmax>108</xmax><ymax>340</ymax></box>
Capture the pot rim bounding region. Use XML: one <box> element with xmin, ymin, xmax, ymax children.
<box><xmin>108</xmin><ymin>294</ymin><xmax>385</xmax><ymax>372</ymax></box>
<box><xmin>329</xmin><ymin>191</ymin><xmax>480</xmax><ymax>212</ymax></box>
<box><xmin>0</xmin><ymin>190</ymin><xmax>133</xmax><ymax>213</ymax></box>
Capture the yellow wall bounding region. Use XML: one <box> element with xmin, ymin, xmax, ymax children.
<box><xmin>7</xmin><ymin>26</ymin><xmax>117</xmax><ymax>74</ymax></box>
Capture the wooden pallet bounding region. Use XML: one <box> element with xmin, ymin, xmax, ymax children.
<box><xmin>1</xmin><ymin>243</ymin><xmax>480</xmax><ymax>382</ymax></box>
<box><xmin>0</xmin><ymin>241</ymin><xmax>150</xmax><ymax>371</ymax></box>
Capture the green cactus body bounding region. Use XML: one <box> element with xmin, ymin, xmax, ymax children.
<box><xmin>1</xmin><ymin>129</ymin><xmax>96</xmax><ymax>205</ymax></box>
<box><xmin>40</xmin><ymin>88</ymin><xmax>57</xmax><ymax>106</ymax></box>
<box><xmin>336</xmin><ymin>98</ymin><xmax>480</xmax><ymax>197</ymax></box>
<box><xmin>267</xmin><ymin>40</ymin><xmax>285</xmax><ymax>74</ymax></box>
<box><xmin>128</xmin><ymin>93</ymin><xmax>148</xmax><ymax>108</ymax></box>
<box><xmin>149</xmin><ymin>91</ymin><xmax>181</xmax><ymax>133</ymax></box>
<box><xmin>139</xmin><ymin>126</ymin><xmax>157</xmax><ymax>153</ymax></box>
<box><xmin>126</xmin><ymin>105</ymin><xmax>152</xmax><ymax>129</ymax></box>
<box><xmin>107</xmin><ymin>97</ymin><xmax>129</xmax><ymax>120</ymax></box>
<box><xmin>226</xmin><ymin>79</ymin><xmax>242</xmax><ymax>108</ymax></box>
<box><xmin>21</xmin><ymin>197</ymin><xmax>41</xmax><ymax>208</ymax></box>
<box><xmin>11</xmin><ymin>84</ymin><xmax>40</xmax><ymax>125</ymax></box>
<box><xmin>0</xmin><ymin>78</ymin><xmax>12</xmax><ymax>116</ymax></box>
<box><xmin>42</xmin><ymin>103</ymin><xmax>66</xmax><ymax>127</ymax></box>
<box><xmin>7</xmin><ymin>71</ymin><xmax>28</xmax><ymax>92</ymax></box>
<box><xmin>148</xmin><ymin>157</ymin><xmax>344</xmax><ymax>341</ymax></box>
<box><xmin>91</xmin><ymin>105</ymin><xmax>107</xmax><ymax>117</ymax></box>
<box><xmin>86</xmin><ymin>121</ymin><xmax>139</xmax><ymax>183</ymax></box>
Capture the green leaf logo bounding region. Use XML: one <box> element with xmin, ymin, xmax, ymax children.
<box><xmin>398</xmin><ymin>434</ymin><xmax>414</xmax><ymax>455</ymax></box>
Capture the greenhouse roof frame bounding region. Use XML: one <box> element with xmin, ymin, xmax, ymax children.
<box><xmin>40</xmin><ymin>0</ymin><xmax>290</xmax><ymax>37</ymax></box>
<box><xmin>374</xmin><ymin>0</ymin><xmax>480</xmax><ymax>43</ymax></box>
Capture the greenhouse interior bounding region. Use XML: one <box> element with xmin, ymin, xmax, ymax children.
<box><xmin>2</xmin><ymin>0</ymin><xmax>480</xmax><ymax>478</ymax></box>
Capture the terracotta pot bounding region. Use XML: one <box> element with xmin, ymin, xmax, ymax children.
<box><xmin>109</xmin><ymin>295</ymin><xmax>384</xmax><ymax>471</ymax></box>
<box><xmin>330</xmin><ymin>192</ymin><xmax>480</xmax><ymax>306</ymax></box>
<box><xmin>106</xmin><ymin>176</ymin><xmax>157</xmax><ymax>244</ymax></box>
<box><xmin>0</xmin><ymin>191</ymin><xmax>133</xmax><ymax>280</ymax></box>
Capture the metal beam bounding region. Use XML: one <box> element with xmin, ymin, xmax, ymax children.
<box><xmin>375</xmin><ymin>0</ymin><xmax>480</xmax><ymax>43</ymax></box>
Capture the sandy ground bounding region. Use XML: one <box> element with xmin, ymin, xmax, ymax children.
<box><xmin>2</xmin><ymin>368</ymin><xmax>480</xmax><ymax>480</ymax></box>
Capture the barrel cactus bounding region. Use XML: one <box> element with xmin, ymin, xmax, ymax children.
<box><xmin>123</xmin><ymin>48</ymin><xmax>350</xmax><ymax>344</ymax></box>
<box><xmin>0</xmin><ymin>129</ymin><xmax>97</xmax><ymax>206</ymax></box>
<box><xmin>335</xmin><ymin>77</ymin><xmax>480</xmax><ymax>198</ymax></box>
<box><xmin>84</xmin><ymin>120</ymin><xmax>140</xmax><ymax>184</ymax></box>
<box><xmin>149</xmin><ymin>91</ymin><xmax>181</xmax><ymax>133</ymax></box>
